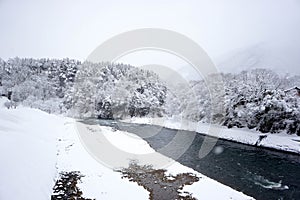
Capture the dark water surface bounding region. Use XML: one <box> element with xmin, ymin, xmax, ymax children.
<box><xmin>84</xmin><ymin>119</ymin><xmax>300</xmax><ymax>200</ymax></box>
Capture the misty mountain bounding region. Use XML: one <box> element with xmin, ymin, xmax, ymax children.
<box><xmin>216</xmin><ymin>43</ymin><xmax>300</xmax><ymax>75</ymax></box>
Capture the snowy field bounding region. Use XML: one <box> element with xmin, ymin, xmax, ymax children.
<box><xmin>0</xmin><ymin>98</ymin><xmax>59</xmax><ymax>200</ymax></box>
<box><xmin>123</xmin><ymin>116</ymin><xmax>300</xmax><ymax>154</ymax></box>
<box><xmin>0</xmin><ymin>97</ymin><xmax>254</xmax><ymax>200</ymax></box>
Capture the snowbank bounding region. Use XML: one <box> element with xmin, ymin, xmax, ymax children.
<box><xmin>57</xmin><ymin>119</ymin><xmax>150</xmax><ymax>199</ymax></box>
<box><xmin>123</xmin><ymin>116</ymin><xmax>300</xmax><ymax>154</ymax></box>
<box><xmin>0</xmin><ymin>97</ymin><xmax>60</xmax><ymax>200</ymax></box>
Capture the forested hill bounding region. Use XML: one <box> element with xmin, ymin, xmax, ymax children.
<box><xmin>0</xmin><ymin>58</ymin><xmax>167</xmax><ymax>118</ymax></box>
<box><xmin>0</xmin><ymin>57</ymin><xmax>299</xmax><ymax>135</ymax></box>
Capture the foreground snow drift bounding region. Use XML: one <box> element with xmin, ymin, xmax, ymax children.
<box><xmin>0</xmin><ymin>97</ymin><xmax>253</xmax><ymax>200</ymax></box>
<box><xmin>123</xmin><ymin>117</ymin><xmax>300</xmax><ymax>154</ymax></box>
<box><xmin>0</xmin><ymin>98</ymin><xmax>59</xmax><ymax>200</ymax></box>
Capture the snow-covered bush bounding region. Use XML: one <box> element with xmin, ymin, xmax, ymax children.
<box><xmin>220</xmin><ymin>70</ymin><xmax>300</xmax><ymax>135</ymax></box>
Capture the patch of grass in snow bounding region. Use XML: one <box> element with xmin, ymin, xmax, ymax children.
<box><xmin>51</xmin><ymin>171</ymin><xmax>95</xmax><ymax>200</ymax></box>
<box><xmin>116</xmin><ymin>162</ymin><xmax>200</xmax><ymax>200</ymax></box>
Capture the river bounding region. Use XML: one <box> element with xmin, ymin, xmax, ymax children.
<box><xmin>86</xmin><ymin>119</ymin><xmax>300</xmax><ymax>200</ymax></box>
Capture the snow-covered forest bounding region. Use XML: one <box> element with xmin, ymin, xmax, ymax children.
<box><xmin>170</xmin><ymin>69</ymin><xmax>300</xmax><ymax>135</ymax></box>
<box><xmin>0</xmin><ymin>58</ymin><xmax>167</xmax><ymax>118</ymax></box>
<box><xmin>0</xmin><ymin>57</ymin><xmax>299</xmax><ymax>135</ymax></box>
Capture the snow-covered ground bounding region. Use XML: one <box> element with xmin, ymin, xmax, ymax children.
<box><xmin>123</xmin><ymin>116</ymin><xmax>300</xmax><ymax>154</ymax></box>
<box><xmin>0</xmin><ymin>97</ymin><xmax>254</xmax><ymax>200</ymax></box>
<box><xmin>0</xmin><ymin>98</ymin><xmax>59</xmax><ymax>200</ymax></box>
<box><xmin>0</xmin><ymin>97</ymin><xmax>148</xmax><ymax>200</ymax></box>
<box><xmin>56</xmin><ymin>119</ymin><xmax>150</xmax><ymax>199</ymax></box>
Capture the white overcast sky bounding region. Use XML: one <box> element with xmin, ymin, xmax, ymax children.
<box><xmin>0</xmin><ymin>0</ymin><xmax>300</xmax><ymax>74</ymax></box>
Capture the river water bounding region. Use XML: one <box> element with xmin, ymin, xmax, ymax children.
<box><xmin>86</xmin><ymin>119</ymin><xmax>300</xmax><ymax>200</ymax></box>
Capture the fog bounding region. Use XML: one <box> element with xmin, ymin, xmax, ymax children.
<box><xmin>0</xmin><ymin>0</ymin><xmax>299</xmax><ymax>74</ymax></box>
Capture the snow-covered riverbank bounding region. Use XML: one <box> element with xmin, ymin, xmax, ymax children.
<box><xmin>0</xmin><ymin>98</ymin><xmax>59</xmax><ymax>199</ymax></box>
<box><xmin>123</xmin><ymin>117</ymin><xmax>300</xmax><ymax>154</ymax></box>
<box><xmin>0</xmin><ymin>97</ymin><xmax>254</xmax><ymax>200</ymax></box>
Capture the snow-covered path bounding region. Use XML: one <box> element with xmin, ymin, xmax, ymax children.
<box><xmin>0</xmin><ymin>97</ymin><xmax>254</xmax><ymax>200</ymax></box>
